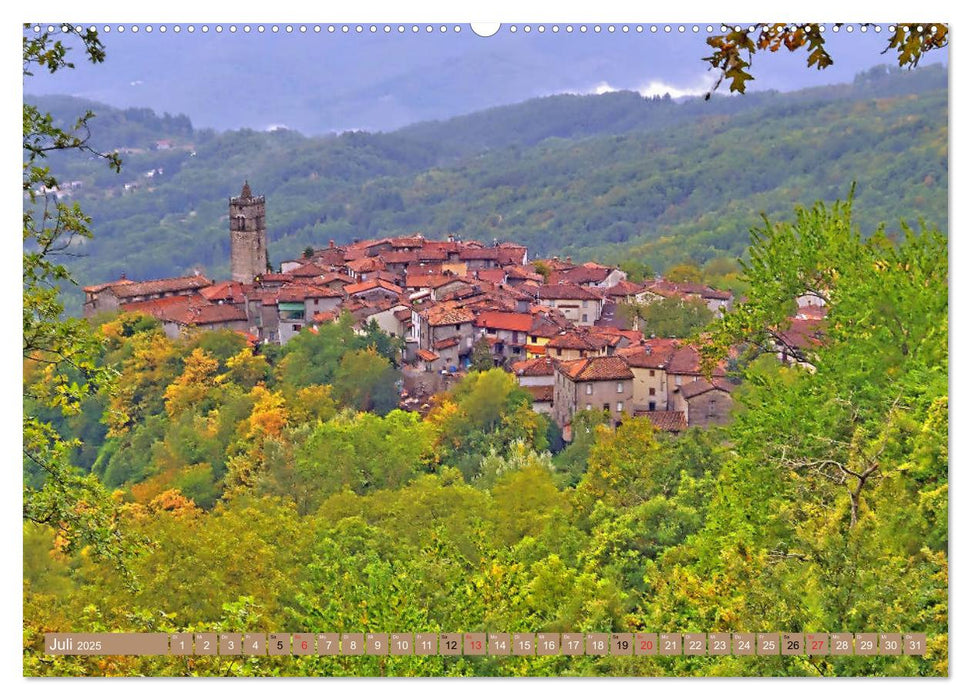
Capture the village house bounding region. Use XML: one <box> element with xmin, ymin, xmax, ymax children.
<box><xmin>553</xmin><ymin>261</ymin><xmax>627</xmax><ymax>289</ymax></box>
<box><xmin>474</xmin><ymin>311</ymin><xmax>535</xmax><ymax>364</ymax></box>
<box><xmin>619</xmin><ymin>341</ymin><xmax>677</xmax><ymax>413</ymax></box>
<box><xmin>552</xmin><ymin>355</ymin><xmax>635</xmax><ymax>431</ymax></box>
<box><xmin>83</xmin><ymin>274</ymin><xmax>212</xmax><ymax>316</ymax></box>
<box><xmin>670</xmin><ymin>377</ymin><xmax>736</xmax><ymax>428</ymax></box>
<box><xmin>412</xmin><ymin>304</ymin><xmax>476</xmax><ymax>371</ymax></box>
<box><xmin>120</xmin><ymin>294</ymin><xmax>247</xmax><ymax>339</ymax></box>
<box><xmin>532</xmin><ymin>284</ymin><xmax>605</xmax><ymax>326</ymax></box>
<box><xmin>511</xmin><ymin>356</ymin><xmax>556</xmax><ymax>414</ymax></box>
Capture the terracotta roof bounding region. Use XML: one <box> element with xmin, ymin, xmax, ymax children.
<box><xmin>525</xmin><ymin>385</ymin><xmax>554</xmax><ymax>403</ymax></box>
<box><xmin>121</xmin><ymin>294</ymin><xmax>245</xmax><ymax>326</ymax></box>
<box><xmin>532</xmin><ymin>283</ymin><xmax>603</xmax><ymax>301</ymax></box>
<box><xmin>83</xmin><ymin>277</ymin><xmax>134</xmax><ymax>294</ymax></box>
<box><xmin>505</xmin><ymin>266</ymin><xmax>544</xmax><ymax>283</ymax></box>
<box><xmin>666</xmin><ymin>345</ymin><xmax>705</xmax><ymax>376</ymax></box>
<box><xmin>185</xmin><ymin>304</ymin><xmax>248</xmax><ymax>325</ymax></box>
<box><xmin>258</xmin><ymin>272</ymin><xmax>294</xmax><ymax>285</ymax></box>
<box><xmin>310</xmin><ymin>248</ymin><xmax>347</xmax><ymax>267</ymax></box>
<box><xmin>548</xmin><ymin>331</ymin><xmax>609</xmax><ymax>351</ymax></box>
<box><xmin>390</xmin><ymin>236</ymin><xmax>426</xmax><ymax>248</ymax></box>
<box><xmin>381</xmin><ymin>250</ymin><xmax>420</xmax><ymax>264</ymax></box>
<box><xmin>496</xmin><ymin>247</ymin><xmax>528</xmax><ymax>266</ymax></box>
<box><xmin>557</xmin><ymin>356</ymin><xmax>634</xmax><ymax>382</ymax></box>
<box><xmin>318</xmin><ymin>272</ymin><xmax>355</xmax><ymax>286</ymax></box>
<box><xmin>458</xmin><ymin>246</ymin><xmax>500</xmax><ymax>260</ymax></box>
<box><xmin>109</xmin><ymin>274</ymin><xmax>212</xmax><ymax>299</ymax></box>
<box><xmin>394</xmin><ymin>308</ymin><xmax>414</xmax><ymax>322</ymax></box>
<box><xmin>676</xmin><ymin>377</ymin><xmax>736</xmax><ymax>399</ymax></box>
<box><xmin>553</xmin><ymin>265</ymin><xmax>613</xmax><ymax>285</ymax></box>
<box><xmin>511</xmin><ymin>357</ymin><xmax>555</xmax><ymax>377</ymax></box>
<box><xmin>416</xmin><ymin>248</ymin><xmax>448</xmax><ymax>262</ymax></box>
<box><xmin>417</xmin><ymin>349</ymin><xmax>440</xmax><ymax>362</ymax></box>
<box><xmin>405</xmin><ymin>273</ymin><xmax>455</xmax><ymax>290</ymax></box>
<box><xmin>199</xmin><ymin>280</ymin><xmax>246</xmax><ymax>303</ymax></box>
<box><xmin>475</xmin><ymin>311</ymin><xmax>534</xmax><ymax>333</ymax></box>
<box><xmin>605</xmin><ymin>280</ymin><xmax>646</xmax><ymax>298</ymax></box>
<box><xmin>423</xmin><ymin>305</ymin><xmax>475</xmax><ymax>326</ymax></box>
<box><xmin>619</xmin><ymin>347</ymin><xmax>674</xmax><ymax>370</ymax></box>
<box><xmin>433</xmin><ymin>336</ymin><xmax>461</xmax><ymax>350</ymax></box>
<box><xmin>289</xmin><ymin>261</ymin><xmax>331</xmax><ymax>277</ymax></box>
<box><xmin>277</xmin><ymin>283</ymin><xmax>342</xmax><ymax>303</ymax></box>
<box><xmin>636</xmin><ymin>410</ymin><xmax>688</xmax><ymax>432</ymax></box>
<box><xmin>345</xmin><ymin>279</ymin><xmax>404</xmax><ymax>296</ymax></box>
<box><xmin>529</xmin><ymin>315</ymin><xmax>568</xmax><ymax>338</ymax></box>
<box><xmin>476</xmin><ymin>268</ymin><xmax>507</xmax><ymax>284</ymax></box>
<box><xmin>346</xmin><ymin>257</ymin><xmax>385</xmax><ymax>273</ymax></box>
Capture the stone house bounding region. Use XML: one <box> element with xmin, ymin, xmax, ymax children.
<box><xmin>413</xmin><ymin>304</ymin><xmax>476</xmax><ymax>369</ymax></box>
<box><xmin>83</xmin><ymin>274</ymin><xmax>212</xmax><ymax>316</ymax></box>
<box><xmin>552</xmin><ymin>355</ymin><xmax>635</xmax><ymax>431</ymax></box>
<box><xmin>474</xmin><ymin>311</ymin><xmax>534</xmax><ymax>364</ymax></box>
<box><xmin>670</xmin><ymin>378</ymin><xmax>735</xmax><ymax>428</ymax></box>
<box><xmin>532</xmin><ymin>284</ymin><xmax>604</xmax><ymax>326</ymax></box>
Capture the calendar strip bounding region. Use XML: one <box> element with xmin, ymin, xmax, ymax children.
<box><xmin>44</xmin><ymin>632</ymin><xmax>927</xmax><ymax>657</ymax></box>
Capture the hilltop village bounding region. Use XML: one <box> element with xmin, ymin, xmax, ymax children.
<box><xmin>83</xmin><ymin>183</ymin><xmax>825</xmax><ymax>438</ymax></box>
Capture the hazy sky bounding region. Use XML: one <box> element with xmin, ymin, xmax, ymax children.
<box><xmin>24</xmin><ymin>23</ymin><xmax>949</xmax><ymax>134</ymax></box>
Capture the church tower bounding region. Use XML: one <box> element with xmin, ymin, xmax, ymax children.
<box><xmin>229</xmin><ymin>181</ymin><xmax>268</xmax><ymax>283</ymax></box>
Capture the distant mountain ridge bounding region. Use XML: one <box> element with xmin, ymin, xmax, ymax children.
<box><xmin>25</xmin><ymin>64</ymin><xmax>947</xmax><ymax>313</ymax></box>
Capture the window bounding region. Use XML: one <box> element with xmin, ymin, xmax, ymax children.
<box><xmin>649</xmin><ymin>388</ymin><xmax>656</xmax><ymax>396</ymax></box>
<box><xmin>603</xmin><ymin>403</ymin><xmax>610</xmax><ymax>412</ymax></box>
<box><xmin>617</xmin><ymin>402</ymin><xmax>624</xmax><ymax>412</ymax></box>
<box><xmin>649</xmin><ymin>401</ymin><xmax>657</xmax><ymax>411</ymax></box>
<box><xmin>582</xmin><ymin>314</ymin><xmax>588</xmax><ymax>323</ymax></box>
<box><xmin>649</xmin><ymin>370</ymin><xmax>655</xmax><ymax>377</ymax></box>
<box><xmin>531</xmin><ymin>336</ymin><xmax>537</xmax><ymax>343</ymax></box>
<box><xmin>586</xmin><ymin>384</ymin><xmax>593</xmax><ymax>395</ymax></box>
<box><xmin>616</xmin><ymin>382</ymin><xmax>624</xmax><ymax>393</ymax></box>
<box><xmin>294</xmin><ymin>324</ymin><xmax>302</xmax><ymax>332</ymax></box>
<box><xmin>586</xmin><ymin>403</ymin><xmax>592</xmax><ymax>411</ymax></box>
<box><xmin>675</xmin><ymin>376</ymin><xmax>682</xmax><ymax>386</ymax></box>
<box><xmin>556</xmin><ymin>349</ymin><xmax>562</xmax><ymax>357</ymax></box>
<box><xmin>455</xmin><ymin>324</ymin><xmax>461</xmax><ymax>331</ymax></box>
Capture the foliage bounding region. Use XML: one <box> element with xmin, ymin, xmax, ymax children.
<box><xmin>703</xmin><ymin>23</ymin><xmax>948</xmax><ymax>97</ymax></box>
<box><xmin>23</xmin><ymin>25</ymin><xmax>139</xmax><ymax>571</ymax></box>
<box><xmin>625</xmin><ymin>295</ymin><xmax>715</xmax><ymax>340</ymax></box>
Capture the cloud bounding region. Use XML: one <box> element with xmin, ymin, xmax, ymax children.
<box><xmin>574</xmin><ymin>75</ymin><xmax>713</xmax><ymax>100</ymax></box>
<box><xmin>635</xmin><ymin>76</ymin><xmax>711</xmax><ymax>99</ymax></box>
<box><xmin>129</xmin><ymin>80</ymin><xmax>144</xmax><ymax>87</ymax></box>
<box><xmin>592</xmin><ymin>81</ymin><xmax>618</xmax><ymax>95</ymax></box>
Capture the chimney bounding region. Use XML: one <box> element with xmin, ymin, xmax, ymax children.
<box><xmin>566</xmin><ymin>256</ymin><xmax>572</xmax><ymax>264</ymax></box>
<box><xmin>329</xmin><ymin>239</ymin><xmax>335</xmax><ymax>248</ymax></box>
<box><xmin>120</xmin><ymin>272</ymin><xmax>127</xmax><ymax>280</ymax></box>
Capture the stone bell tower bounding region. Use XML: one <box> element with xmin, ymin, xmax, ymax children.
<box><xmin>229</xmin><ymin>181</ymin><xmax>268</xmax><ymax>283</ymax></box>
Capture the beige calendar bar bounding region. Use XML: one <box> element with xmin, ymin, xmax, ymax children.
<box><xmin>43</xmin><ymin>631</ymin><xmax>931</xmax><ymax>656</ymax></box>
<box><xmin>45</xmin><ymin>633</ymin><xmax>168</xmax><ymax>655</ymax></box>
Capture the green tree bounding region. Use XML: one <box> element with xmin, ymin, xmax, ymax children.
<box><xmin>631</xmin><ymin>295</ymin><xmax>714</xmax><ymax>339</ymax></box>
<box><xmin>22</xmin><ymin>26</ymin><xmax>136</xmax><ymax>567</ymax></box>
<box><xmin>332</xmin><ymin>347</ymin><xmax>400</xmax><ymax>415</ymax></box>
<box><xmin>704</xmin><ymin>23</ymin><xmax>948</xmax><ymax>97</ymax></box>
<box><xmin>469</xmin><ymin>336</ymin><xmax>495</xmax><ymax>371</ymax></box>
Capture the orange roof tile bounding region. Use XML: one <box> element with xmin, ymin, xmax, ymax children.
<box><xmin>557</xmin><ymin>356</ymin><xmax>633</xmax><ymax>382</ymax></box>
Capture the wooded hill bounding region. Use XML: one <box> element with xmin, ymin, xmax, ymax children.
<box><xmin>29</xmin><ymin>63</ymin><xmax>946</xmax><ymax>311</ymax></box>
